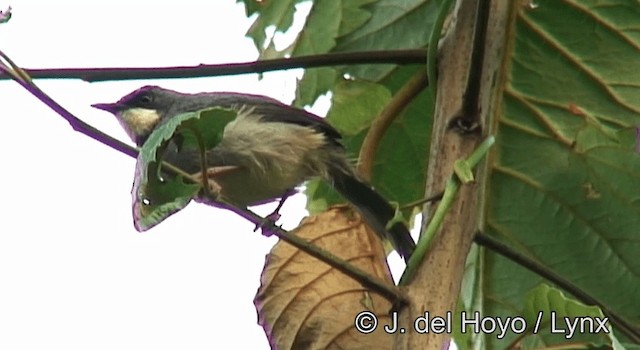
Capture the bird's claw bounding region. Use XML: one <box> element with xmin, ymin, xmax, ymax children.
<box><xmin>252</xmin><ymin>190</ymin><xmax>294</xmax><ymax>236</ymax></box>
<box><xmin>254</xmin><ymin>214</ymin><xmax>282</xmax><ymax>237</ymax></box>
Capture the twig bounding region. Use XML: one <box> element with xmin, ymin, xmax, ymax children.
<box><xmin>401</xmin><ymin>191</ymin><xmax>443</xmax><ymax>210</ymax></box>
<box><xmin>426</xmin><ymin>0</ymin><xmax>455</xmax><ymax>100</ymax></box>
<box><xmin>357</xmin><ymin>70</ymin><xmax>428</xmax><ymax>180</ymax></box>
<box><xmin>200</xmin><ymin>197</ymin><xmax>408</xmax><ymax>305</ymax></box>
<box><xmin>0</xmin><ymin>50</ymin><xmax>137</xmax><ymax>158</ymax></box>
<box><xmin>474</xmin><ymin>232</ymin><xmax>640</xmax><ymax>343</ymax></box>
<box><xmin>0</xmin><ymin>49</ymin><xmax>427</xmax><ymax>82</ymax></box>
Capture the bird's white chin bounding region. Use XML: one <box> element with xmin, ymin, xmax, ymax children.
<box><xmin>117</xmin><ymin>108</ymin><xmax>162</xmax><ymax>142</ymax></box>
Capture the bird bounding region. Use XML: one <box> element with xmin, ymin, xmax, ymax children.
<box><xmin>92</xmin><ymin>85</ymin><xmax>415</xmax><ymax>261</ymax></box>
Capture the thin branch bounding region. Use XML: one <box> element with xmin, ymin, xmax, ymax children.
<box><xmin>401</xmin><ymin>191</ymin><xmax>443</xmax><ymax>210</ymax></box>
<box><xmin>474</xmin><ymin>232</ymin><xmax>640</xmax><ymax>343</ymax></box>
<box><xmin>426</xmin><ymin>0</ymin><xmax>455</xmax><ymax>100</ymax></box>
<box><xmin>200</xmin><ymin>197</ymin><xmax>408</xmax><ymax>305</ymax></box>
<box><xmin>0</xmin><ymin>50</ymin><xmax>137</xmax><ymax>158</ymax></box>
<box><xmin>357</xmin><ymin>70</ymin><xmax>428</xmax><ymax>181</ymax></box>
<box><xmin>0</xmin><ymin>49</ymin><xmax>427</xmax><ymax>82</ymax></box>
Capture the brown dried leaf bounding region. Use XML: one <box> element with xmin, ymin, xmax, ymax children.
<box><xmin>254</xmin><ymin>205</ymin><xmax>396</xmax><ymax>350</ymax></box>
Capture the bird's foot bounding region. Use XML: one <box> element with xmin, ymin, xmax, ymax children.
<box><xmin>254</xmin><ymin>216</ymin><xmax>281</xmax><ymax>237</ymax></box>
<box><xmin>253</xmin><ymin>189</ymin><xmax>296</xmax><ymax>236</ymax></box>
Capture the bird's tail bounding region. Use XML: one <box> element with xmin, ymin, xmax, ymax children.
<box><xmin>330</xmin><ymin>169</ymin><xmax>415</xmax><ymax>261</ymax></box>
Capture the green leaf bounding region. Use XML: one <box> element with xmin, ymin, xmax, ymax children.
<box><xmin>338</xmin><ymin>0</ymin><xmax>376</xmax><ymax>36</ymax></box>
<box><xmin>452</xmin><ymin>245</ymin><xmax>483</xmax><ymax>350</ymax></box>
<box><xmin>305</xmin><ymin>75</ymin><xmax>431</xmax><ymax>217</ymax></box>
<box><xmin>132</xmin><ymin>108</ymin><xmax>237</xmax><ymax>231</ymax></box>
<box><xmin>335</xmin><ymin>0</ymin><xmax>439</xmax><ymax>81</ymax></box>
<box><xmin>480</xmin><ymin>1</ymin><xmax>640</xmax><ymax>348</ymax></box>
<box><xmin>291</xmin><ymin>0</ymin><xmax>347</xmax><ymax>106</ymax></box>
<box><xmin>243</xmin><ymin>0</ymin><xmax>372</xmax><ymax>103</ymax></box>
<box><xmin>523</xmin><ymin>284</ymin><xmax>622</xmax><ymax>348</ymax></box>
<box><xmin>294</xmin><ymin>67</ymin><xmax>337</xmax><ymax>108</ymax></box>
<box><xmin>240</xmin><ymin>0</ymin><xmax>299</xmax><ymax>57</ymax></box>
<box><xmin>291</xmin><ymin>0</ymin><xmax>341</xmax><ymax>56</ymax></box>
<box><xmin>298</xmin><ymin>0</ymin><xmax>441</xmax><ymax>104</ymax></box>
<box><xmin>305</xmin><ymin>179</ymin><xmax>337</xmax><ymax>214</ymax></box>
<box><xmin>326</xmin><ymin>78</ymin><xmax>391</xmax><ymax>135</ymax></box>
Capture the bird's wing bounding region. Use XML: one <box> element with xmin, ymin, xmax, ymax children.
<box><xmin>198</xmin><ymin>92</ymin><xmax>343</xmax><ymax>143</ymax></box>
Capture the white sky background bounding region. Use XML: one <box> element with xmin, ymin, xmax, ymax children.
<box><xmin>0</xmin><ymin>1</ymin><xmax>408</xmax><ymax>349</ymax></box>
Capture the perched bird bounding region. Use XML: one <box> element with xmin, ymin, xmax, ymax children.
<box><xmin>92</xmin><ymin>86</ymin><xmax>415</xmax><ymax>260</ymax></box>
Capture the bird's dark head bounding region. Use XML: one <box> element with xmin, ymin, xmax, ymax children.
<box><xmin>92</xmin><ymin>85</ymin><xmax>181</xmax><ymax>145</ymax></box>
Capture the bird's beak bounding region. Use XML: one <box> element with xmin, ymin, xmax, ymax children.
<box><xmin>91</xmin><ymin>102</ymin><xmax>122</xmax><ymax>114</ymax></box>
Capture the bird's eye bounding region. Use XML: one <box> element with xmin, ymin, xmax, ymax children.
<box><xmin>139</xmin><ymin>94</ymin><xmax>153</xmax><ymax>105</ymax></box>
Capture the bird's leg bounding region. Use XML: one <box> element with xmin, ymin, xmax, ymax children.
<box><xmin>195</xmin><ymin>165</ymin><xmax>241</xmax><ymax>200</ymax></box>
<box><xmin>267</xmin><ymin>188</ymin><xmax>297</xmax><ymax>222</ymax></box>
<box><xmin>253</xmin><ymin>188</ymin><xmax>297</xmax><ymax>236</ymax></box>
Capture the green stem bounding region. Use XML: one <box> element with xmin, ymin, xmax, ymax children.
<box><xmin>400</xmin><ymin>136</ymin><xmax>494</xmax><ymax>285</ymax></box>
<box><xmin>182</xmin><ymin>125</ymin><xmax>213</xmax><ymax>198</ymax></box>
<box><xmin>427</xmin><ymin>0</ymin><xmax>455</xmax><ymax>100</ymax></box>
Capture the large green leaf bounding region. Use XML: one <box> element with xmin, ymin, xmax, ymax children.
<box><xmin>334</xmin><ymin>0</ymin><xmax>439</xmax><ymax>81</ymax></box>
<box><xmin>306</xmin><ymin>78</ymin><xmax>392</xmax><ymax>212</ymax></box>
<box><xmin>299</xmin><ymin>2</ymin><xmax>436</xmax><ymax>214</ymax></box>
<box><xmin>305</xmin><ymin>69</ymin><xmax>432</xmax><ymax>218</ymax></box>
<box><xmin>480</xmin><ymin>1</ymin><xmax>640</xmax><ymax>348</ymax></box>
<box><xmin>297</xmin><ymin>0</ymin><xmax>440</xmax><ymax>104</ymax></box>
<box><xmin>240</xmin><ymin>0</ymin><xmax>377</xmax><ymax>104</ymax></box>
<box><xmin>292</xmin><ymin>0</ymin><xmax>371</xmax><ymax>106</ymax></box>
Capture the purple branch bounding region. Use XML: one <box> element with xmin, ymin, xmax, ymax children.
<box><xmin>10</xmin><ymin>73</ymin><xmax>137</xmax><ymax>158</ymax></box>
<box><xmin>200</xmin><ymin>197</ymin><xmax>407</xmax><ymax>304</ymax></box>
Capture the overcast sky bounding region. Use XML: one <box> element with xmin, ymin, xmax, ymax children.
<box><xmin>0</xmin><ymin>1</ymin><xmax>407</xmax><ymax>349</ymax></box>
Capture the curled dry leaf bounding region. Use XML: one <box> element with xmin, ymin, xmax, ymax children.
<box><xmin>255</xmin><ymin>205</ymin><xmax>396</xmax><ymax>350</ymax></box>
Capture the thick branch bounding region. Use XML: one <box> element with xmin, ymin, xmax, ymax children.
<box><xmin>0</xmin><ymin>50</ymin><xmax>427</xmax><ymax>82</ymax></box>
<box><xmin>399</xmin><ymin>1</ymin><xmax>502</xmax><ymax>349</ymax></box>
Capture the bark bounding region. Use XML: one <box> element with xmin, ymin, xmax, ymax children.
<box><xmin>398</xmin><ymin>1</ymin><xmax>512</xmax><ymax>349</ymax></box>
